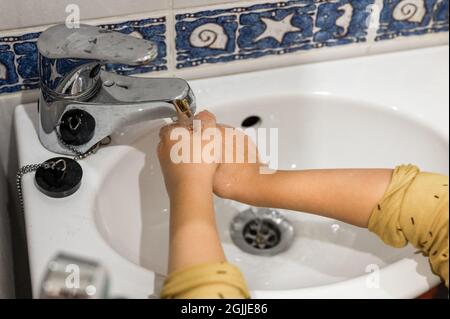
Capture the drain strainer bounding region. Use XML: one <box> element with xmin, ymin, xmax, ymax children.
<box><xmin>230</xmin><ymin>208</ymin><xmax>294</xmax><ymax>256</ymax></box>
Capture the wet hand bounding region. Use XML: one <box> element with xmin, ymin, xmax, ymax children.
<box><xmin>213</xmin><ymin>124</ymin><xmax>264</xmax><ymax>204</ymax></box>
<box><xmin>157</xmin><ymin>111</ymin><xmax>220</xmax><ymax>199</ymax></box>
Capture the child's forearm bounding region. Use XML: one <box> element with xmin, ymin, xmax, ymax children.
<box><xmin>168</xmin><ymin>185</ymin><xmax>226</xmax><ymax>273</ymax></box>
<box><xmin>244</xmin><ymin>169</ymin><xmax>393</xmax><ymax>228</ymax></box>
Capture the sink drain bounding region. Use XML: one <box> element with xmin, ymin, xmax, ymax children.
<box><xmin>230</xmin><ymin>208</ymin><xmax>294</xmax><ymax>256</ymax></box>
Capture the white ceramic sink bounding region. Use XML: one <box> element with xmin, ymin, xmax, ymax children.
<box><xmin>15</xmin><ymin>45</ymin><xmax>449</xmax><ymax>298</ymax></box>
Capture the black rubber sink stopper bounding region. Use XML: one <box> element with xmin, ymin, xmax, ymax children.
<box><xmin>35</xmin><ymin>157</ymin><xmax>83</xmax><ymax>198</ymax></box>
<box><xmin>59</xmin><ymin>109</ymin><xmax>96</xmax><ymax>146</ymax></box>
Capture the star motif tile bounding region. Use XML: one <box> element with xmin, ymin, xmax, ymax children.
<box><xmin>254</xmin><ymin>13</ymin><xmax>302</xmax><ymax>43</ymax></box>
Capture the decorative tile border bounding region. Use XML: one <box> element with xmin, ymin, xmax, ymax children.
<box><xmin>0</xmin><ymin>32</ymin><xmax>41</xmax><ymax>94</ymax></box>
<box><xmin>0</xmin><ymin>0</ymin><xmax>448</xmax><ymax>95</ymax></box>
<box><xmin>376</xmin><ymin>0</ymin><xmax>449</xmax><ymax>41</ymax></box>
<box><xmin>175</xmin><ymin>0</ymin><xmax>374</xmax><ymax>69</ymax></box>
<box><xmin>0</xmin><ymin>17</ymin><xmax>168</xmax><ymax>95</ymax></box>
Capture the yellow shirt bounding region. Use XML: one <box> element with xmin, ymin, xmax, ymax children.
<box><xmin>368</xmin><ymin>165</ymin><xmax>449</xmax><ymax>288</ymax></box>
<box><xmin>161</xmin><ymin>262</ymin><xmax>250</xmax><ymax>299</ymax></box>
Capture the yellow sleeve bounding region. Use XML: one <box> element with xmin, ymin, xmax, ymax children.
<box><xmin>368</xmin><ymin>164</ymin><xmax>449</xmax><ymax>288</ymax></box>
<box><xmin>160</xmin><ymin>262</ymin><xmax>250</xmax><ymax>299</ymax></box>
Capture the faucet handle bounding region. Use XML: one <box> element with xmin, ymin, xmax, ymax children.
<box><xmin>38</xmin><ymin>24</ymin><xmax>159</xmax><ymax>99</ymax></box>
<box><xmin>37</xmin><ymin>24</ymin><xmax>158</xmax><ymax>66</ymax></box>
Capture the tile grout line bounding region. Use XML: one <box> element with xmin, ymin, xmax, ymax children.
<box><xmin>367</xmin><ymin>0</ymin><xmax>384</xmax><ymax>43</ymax></box>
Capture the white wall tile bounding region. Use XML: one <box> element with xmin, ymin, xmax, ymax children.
<box><xmin>0</xmin><ymin>0</ymin><xmax>170</xmax><ymax>31</ymax></box>
<box><xmin>173</xmin><ymin>0</ymin><xmax>242</xmax><ymax>9</ymax></box>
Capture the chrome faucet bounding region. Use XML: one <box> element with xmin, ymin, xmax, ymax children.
<box><xmin>37</xmin><ymin>24</ymin><xmax>196</xmax><ymax>155</ymax></box>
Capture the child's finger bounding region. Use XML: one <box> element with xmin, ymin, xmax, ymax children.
<box><xmin>194</xmin><ymin>111</ymin><xmax>216</xmax><ymax>125</ymax></box>
<box><xmin>194</xmin><ymin>110</ymin><xmax>217</xmax><ymax>129</ymax></box>
<box><xmin>195</xmin><ymin>110</ymin><xmax>216</xmax><ymax>121</ymax></box>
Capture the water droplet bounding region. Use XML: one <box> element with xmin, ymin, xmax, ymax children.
<box><xmin>103</xmin><ymin>80</ymin><xmax>114</xmax><ymax>87</ymax></box>
<box><xmin>331</xmin><ymin>224</ymin><xmax>340</xmax><ymax>233</ymax></box>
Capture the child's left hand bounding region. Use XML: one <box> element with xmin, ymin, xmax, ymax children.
<box><xmin>157</xmin><ymin>110</ymin><xmax>221</xmax><ymax>199</ymax></box>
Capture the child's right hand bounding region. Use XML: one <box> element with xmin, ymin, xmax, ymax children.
<box><xmin>213</xmin><ymin>124</ymin><xmax>264</xmax><ymax>204</ymax></box>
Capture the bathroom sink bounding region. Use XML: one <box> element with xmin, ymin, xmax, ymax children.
<box><xmin>15</xmin><ymin>45</ymin><xmax>449</xmax><ymax>298</ymax></box>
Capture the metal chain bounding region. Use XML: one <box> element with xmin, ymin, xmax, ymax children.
<box><xmin>16</xmin><ymin>127</ymin><xmax>111</xmax><ymax>214</ymax></box>
<box><xmin>16</xmin><ymin>163</ymin><xmax>47</xmax><ymax>213</ymax></box>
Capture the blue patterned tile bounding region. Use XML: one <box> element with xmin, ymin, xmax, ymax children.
<box><xmin>176</xmin><ymin>15</ymin><xmax>239</xmax><ymax>62</ymax></box>
<box><xmin>432</xmin><ymin>0</ymin><xmax>449</xmax><ymax>32</ymax></box>
<box><xmin>238</xmin><ymin>3</ymin><xmax>315</xmax><ymax>51</ymax></box>
<box><xmin>376</xmin><ymin>0</ymin><xmax>449</xmax><ymax>41</ymax></box>
<box><xmin>175</xmin><ymin>0</ymin><xmax>374</xmax><ymax>69</ymax></box>
<box><xmin>0</xmin><ymin>33</ymin><xmax>40</xmax><ymax>94</ymax></box>
<box><xmin>0</xmin><ymin>16</ymin><xmax>168</xmax><ymax>95</ymax></box>
<box><xmin>0</xmin><ymin>47</ymin><xmax>17</xmax><ymax>87</ymax></box>
<box><xmin>314</xmin><ymin>0</ymin><xmax>373</xmax><ymax>45</ymax></box>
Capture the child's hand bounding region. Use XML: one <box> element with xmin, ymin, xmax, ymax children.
<box><xmin>158</xmin><ymin>109</ymin><xmax>264</xmax><ymax>204</ymax></box>
<box><xmin>213</xmin><ymin>124</ymin><xmax>264</xmax><ymax>204</ymax></box>
<box><xmin>158</xmin><ymin>111</ymin><xmax>220</xmax><ymax>199</ymax></box>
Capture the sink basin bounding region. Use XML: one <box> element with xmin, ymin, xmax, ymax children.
<box><xmin>95</xmin><ymin>93</ymin><xmax>448</xmax><ymax>294</ymax></box>
<box><xmin>15</xmin><ymin>45</ymin><xmax>449</xmax><ymax>298</ymax></box>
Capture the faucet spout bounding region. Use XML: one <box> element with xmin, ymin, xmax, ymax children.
<box><xmin>60</xmin><ymin>72</ymin><xmax>196</xmax><ymax>154</ymax></box>
<box><xmin>94</xmin><ymin>71</ymin><xmax>196</xmax><ymax>121</ymax></box>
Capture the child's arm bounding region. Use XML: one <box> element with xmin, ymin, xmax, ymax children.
<box><xmin>213</xmin><ymin>123</ymin><xmax>392</xmax><ymax>228</ymax></box>
<box><xmin>157</xmin><ymin>111</ymin><xmax>250</xmax><ymax>299</ymax></box>
<box><xmin>166</xmin><ymin>181</ymin><xmax>225</xmax><ymax>272</ymax></box>
<box><xmin>218</xmin><ymin>169</ymin><xmax>393</xmax><ymax>228</ymax></box>
<box><xmin>158</xmin><ymin>111</ymin><xmax>225</xmax><ymax>273</ymax></box>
